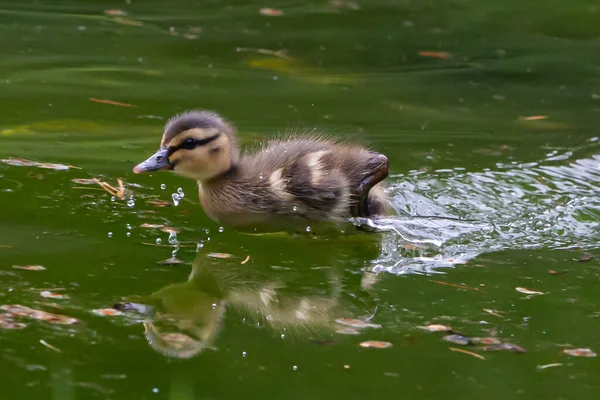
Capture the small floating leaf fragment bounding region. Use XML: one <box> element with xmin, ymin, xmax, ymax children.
<box><xmin>335</xmin><ymin>318</ymin><xmax>382</xmax><ymax>329</ymax></box>
<box><xmin>1</xmin><ymin>158</ymin><xmax>72</xmax><ymax>170</ymax></box>
<box><xmin>156</xmin><ymin>258</ymin><xmax>184</xmax><ymax>265</ymax></box>
<box><xmin>92</xmin><ymin>308</ymin><xmax>123</xmax><ymax>317</ymax></box>
<box><xmin>104</xmin><ymin>9</ymin><xmax>127</xmax><ymax>16</ymax></box>
<box><xmin>548</xmin><ymin>269</ymin><xmax>567</xmax><ymax>275</ymax></box>
<box><xmin>113</xmin><ymin>17</ymin><xmax>143</xmax><ymax>26</ymax></box>
<box><xmin>1</xmin><ymin>304</ymin><xmax>77</xmax><ymax>325</ymax></box>
<box><xmin>147</xmin><ymin>200</ymin><xmax>172</xmax><ymax>207</ymax></box>
<box><xmin>418</xmin><ymin>51</ymin><xmax>451</xmax><ymax>59</ymax></box>
<box><xmin>443</xmin><ymin>334</ymin><xmax>472</xmax><ymax>346</ymax></box>
<box><xmin>140</xmin><ymin>223</ymin><xmax>164</xmax><ymax>229</ymax></box>
<box><xmin>206</xmin><ymin>253</ymin><xmax>233</xmax><ymax>259</ymax></box>
<box><xmin>537</xmin><ymin>363</ymin><xmax>563</xmax><ymax>370</ymax></box>
<box><xmin>564</xmin><ymin>348</ymin><xmax>596</xmax><ymax>357</ymax></box>
<box><xmin>417</xmin><ymin>324</ymin><xmax>452</xmax><ymax>332</ymax></box>
<box><xmin>431</xmin><ymin>280</ymin><xmax>483</xmax><ymax>292</ymax></box>
<box><xmin>575</xmin><ymin>253</ymin><xmax>593</xmax><ymax>262</ymax></box>
<box><xmin>516</xmin><ymin>287</ymin><xmax>544</xmax><ymax>295</ymax></box>
<box><xmin>519</xmin><ymin>115</ymin><xmax>548</xmax><ymax>121</ymax></box>
<box><xmin>40</xmin><ymin>291</ymin><xmax>69</xmax><ymax>300</ymax></box>
<box><xmin>482</xmin><ymin>308</ymin><xmax>504</xmax><ymax>318</ymax></box>
<box><xmin>259</xmin><ymin>8</ymin><xmax>283</xmax><ymax>16</ymax></box>
<box><xmin>72</xmin><ymin>178</ymin><xmax>98</xmax><ymax>185</ymax></box>
<box><xmin>160</xmin><ymin>227</ymin><xmax>180</xmax><ymax>234</ymax></box>
<box><xmin>0</xmin><ymin>315</ymin><xmax>27</xmax><ymax>330</ymax></box>
<box><xmin>241</xmin><ymin>255</ymin><xmax>250</xmax><ymax>264</ymax></box>
<box><xmin>449</xmin><ymin>347</ymin><xmax>485</xmax><ymax>360</ymax></box>
<box><xmin>12</xmin><ymin>265</ymin><xmax>46</xmax><ymax>271</ymax></box>
<box><xmin>39</xmin><ymin>339</ymin><xmax>61</xmax><ymax>353</ymax></box>
<box><xmin>482</xmin><ymin>343</ymin><xmax>526</xmax><ymax>353</ymax></box>
<box><xmin>89</xmin><ymin>98</ymin><xmax>137</xmax><ymax>108</ymax></box>
<box><xmin>471</xmin><ymin>337</ymin><xmax>502</xmax><ymax>345</ymax></box>
<box><xmin>359</xmin><ymin>340</ymin><xmax>392</xmax><ymax>349</ymax></box>
<box><xmin>335</xmin><ymin>327</ymin><xmax>361</xmax><ymax>335</ymax></box>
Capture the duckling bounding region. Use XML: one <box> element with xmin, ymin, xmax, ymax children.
<box><xmin>133</xmin><ymin>110</ymin><xmax>392</xmax><ymax>233</ymax></box>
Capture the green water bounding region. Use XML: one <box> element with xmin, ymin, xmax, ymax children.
<box><xmin>1</xmin><ymin>0</ymin><xmax>600</xmax><ymax>398</ymax></box>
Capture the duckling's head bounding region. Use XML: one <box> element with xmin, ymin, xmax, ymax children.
<box><xmin>133</xmin><ymin>110</ymin><xmax>239</xmax><ymax>182</ymax></box>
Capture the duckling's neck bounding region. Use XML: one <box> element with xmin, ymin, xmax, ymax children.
<box><xmin>201</xmin><ymin>162</ymin><xmax>240</xmax><ymax>186</ymax></box>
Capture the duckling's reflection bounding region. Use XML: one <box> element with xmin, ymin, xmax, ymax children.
<box><xmin>115</xmin><ymin>239</ymin><xmax>381</xmax><ymax>359</ymax></box>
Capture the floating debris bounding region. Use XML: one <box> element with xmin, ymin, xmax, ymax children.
<box><xmin>418</xmin><ymin>51</ymin><xmax>451</xmax><ymax>59</ymax></box>
<box><xmin>516</xmin><ymin>287</ymin><xmax>544</xmax><ymax>295</ymax></box>
<box><xmin>140</xmin><ymin>223</ymin><xmax>164</xmax><ymax>229</ymax></box>
<box><xmin>259</xmin><ymin>8</ymin><xmax>283</xmax><ymax>16</ymax></box>
<box><xmin>1</xmin><ymin>158</ymin><xmax>73</xmax><ymax>171</ymax></box>
<box><xmin>482</xmin><ymin>308</ymin><xmax>504</xmax><ymax>318</ymax></box>
<box><xmin>39</xmin><ymin>339</ymin><xmax>61</xmax><ymax>353</ymax></box>
<box><xmin>104</xmin><ymin>9</ymin><xmax>127</xmax><ymax>16</ymax></box>
<box><xmin>147</xmin><ymin>200</ymin><xmax>172</xmax><ymax>207</ymax></box>
<box><xmin>548</xmin><ymin>270</ymin><xmax>567</xmax><ymax>275</ymax></box>
<box><xmin>156</xmin><ymin>258</ymin><xmax>184</xmax><ymax>266</ymax></box>
<box><xmin>443</xmin><ymin>334</ymin><xmax>472</xmax><ymax>346</ymax></box>
<box><xmin>564</xmin><ymin>348</ymin><xmax>597</xmax><ymax>357</ymax></box>
<box><xmin>93</xmin><ymin>178</ymin><xmax>126</xmax><ymax>199</ymax></box>
<box><xmin>417</xmin><ymin>324</ymin><xmax>453</xmax><ymax>332</ymax></box>
<box><xmin>329</xmin><ymin>0</ymin><xmax>360</xmax><ymax>10</ymax></box>
<box><xmin>1</xmin><ymin>304</ymin><xmax>77</xmax><ymax>325</ymax></box>
<box><xmin>241</xmin><ymin>255</ymin><xmax>250</xmax><ymax>265</ymax></box>
<box><xmin>519</xmin><ymin>115</ymin><xmax>548</xmax><ymax>121</ymax></box>
<box><xmin>471</xmin><ymin>337</ymin><xmax>502</xmax><ymax>345</ymax></box>
<box><xmin>92</xmin><ymin>308</ymin><xmax>123</xmax><ymax>317</ymax></box>
<box><xmin>160</xmin><ymin>227</ymin><xmax>180</xmax><ymax>234</ymax></box>
<box><xmin>482</xmin><ymin>343</ymin><xmax>526</xmax><ymax>353</ymax></box>
<box><xmin>537</xmin><ymin>363</ymin><xmax>563</xmax><ymax>370</ymax></box>
<box><xmin>335</xmin><ymin>318</ymin><xmax>382</xmax><ymax>329</ymax></box>
<box><xmin>431</xmin><ymin>280</ymin><xmax>483</xmax><ymax>292</ymax></box>
<box><xmin>359</xmin><ymin>340</ymin><xmax>392</xmax><ymax>349</ymax></box>
<box><xmin>575</xmin><ymin>254</ymin><xmax>594</xmax><ymax>262</ymax></box>
<box><xmin>113</xmin><ymin>17</ymin><xmax>143</xmax><ymax>27</ymax></box>
<box><xmin>335</xmin><ymin>327</ymin><xmax>361</xmax><ymax>335</ymax></box>
<box><xmin>40</xmin><ymin>291</ymin><xmax>69</xmax><ymax>300</ymax></box>
<box><xmin>206</xmin><ymin>253</ymin><xmax>233</xmax><ymax>259</ymax></box>
<box><xmin>449</xmin><ymin>347</ymin><xmax>485</xmax><ymax>360</ymax></box>
<box><xmin>12</xmin><ymin>265</ymin><xmax>46</xmax><ymax>271</ymax></box>
<box><xmin>89</xmin><ymin>98</ymin><xmax>137</xmax><ymax>108</ymax></box>
<box><xmin>0</xmin><ymin>316</ymin><xmax>27</xmax><ymax>330</ymax></box>
<box><xmin>236</xmin><ymin>47</ymin><xmax>292</xmax><ymax>61</ymax></box>
<box><xmin>71</xmin><ymin>178</ymin><xmax>98</xmax><ymax>185</ymax></box>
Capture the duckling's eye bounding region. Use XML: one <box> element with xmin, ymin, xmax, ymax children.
<box><xmin>180</xmin><ymin>138</ymin><xmax>197</xmax><ymax>150</ymax></box>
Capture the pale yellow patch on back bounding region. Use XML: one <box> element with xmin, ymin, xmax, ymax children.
<box><xmin>304</xmin><ymin>150</ymin><xmax>329</xmax><ymax>185</ymax></box>
<box><xmin>269</xmin><ymin>168</ymin><xmax>292</xmax><ymax>199</ymax></box>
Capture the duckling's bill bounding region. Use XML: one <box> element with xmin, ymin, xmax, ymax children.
<box><xmin>133</xmin><ymin>149</ymin><xmax>173</xmax><ymax>174</ymax></box>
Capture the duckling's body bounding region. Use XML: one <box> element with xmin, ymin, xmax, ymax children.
<box><xmin>133</xmin><ymin>111</ymin><xmax>392</xmax><ymax>233</ymax></box>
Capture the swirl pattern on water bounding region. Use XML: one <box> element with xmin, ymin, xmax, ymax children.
<box><xmin>368</xmin><ymin>147</ymin><xmax>600</xmax><ymax>275</ymax></box>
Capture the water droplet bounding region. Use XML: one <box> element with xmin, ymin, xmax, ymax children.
<box><xmin>292</xmin><ymin>206</ymin><xmax>298</xmax><ymax>212</ymax></box>
<box><xmin>127</xmin><ymin>200</ymin><xmax>135</xmax><ymax>208</ymax></box>
<box><xmin>212</xmin><ymin>303</ymin><xmax>217</xmax><ymax>309</ymax></box>
<box><xmin>168</xmin><ymin>231</ymin><xmax>178</xmax><ymax>245</ymax></box>
<box><xmin>266</xmin><ymin>314</ymin><xmax>273</xmax><ymax>322</ymax></box>
<box><xmin>306</xmin><ymin>226</ymin><xmax>311</xmax><ymax>232</ymax></box>
<box><xmin>177</xmin><ymin>187</ymin><xmax>184</xmax><ymax>197</ymax></box>
<box><xmin>160</xmin><ymin>184</ymin><xmax>166</xmax><ymax>190</ymax></box>
<box><xmin>126</xmin><ymin>224</ymin><xmax>132</xmax><ymax>230</ymax></box>
<box><xmin>293</xmin><ymin>365</ymin><xmax>298</xmax><ymax>371</ymax></box>
<box><xmin>242</xmin><ymin>351</ymin><xmax>247</xmax><ymax>358</ymax></box>
<box><xmin>281</xmin><ymin>334</ymin><xmax>285</xmax><ymax>339</ymax></box>
<box><xmin>152</xmin><ymin>388</ymin><xmax>159</xmax><ymax>393</ymax></box>
<box><xmin>156</xmin><ymin>238</ymin><xmax>162</xmax><ymax>245</ymax></box>
<box><xmin>196</xmin><ymin>242</ymin><xmax>204</xmax><ymax>252</ymax></box>
<box><xmin>258</xmin><ymin>174</ymin><xmax>264</xmax><ymax>181</ymax></box>
<box><xmin>110</xmin><ymin>196</ymin><xmax>116</xmax><ymax>202</ymax></box>
<box><xmin>126</xmin><ymin>232</ymin><xmax>131</xmax><ymax>237</ymax></box>
<box><xmin>108</xmin><ymin>232</ymin><xmax>113</xmax><ymax>238</ymax></box>
<box><xmin>172</xmin><ymin>193</ymin><xmax>180</xmax><ymax>206</ymax></box>
<box><xmin>218</xmin><ymin>226</ymin><xmax>224</xmax><ymax>233</ymax></box>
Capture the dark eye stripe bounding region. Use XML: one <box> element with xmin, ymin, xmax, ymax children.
<box><xmin>168</xmin><ymin>133</ymin><xmax>221</xmax><ymax>155</ymax></box>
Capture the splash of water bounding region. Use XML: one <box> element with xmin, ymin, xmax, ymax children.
<box><xmin>368</xmin><ymin>149</ymin><xmax>600</xmax><ymax>275</ymax></box>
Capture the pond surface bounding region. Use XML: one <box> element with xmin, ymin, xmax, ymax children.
<box><xmin>1</xmin><ymin>0</ymin><xmax>600</xmax><ymax>398</ymax></box>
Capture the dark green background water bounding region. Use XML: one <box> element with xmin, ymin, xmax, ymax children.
<box><xmin>1</xmin><ymin>0</ymin><xmax>599</xmax><ymax>399</ymax></box>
